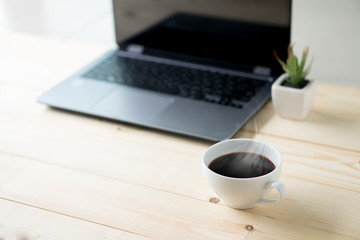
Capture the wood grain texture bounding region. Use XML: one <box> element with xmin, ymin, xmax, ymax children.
<box><xmin>0</xmin><ymin>31</ymin><xmax>359</xmax><ymax>240</ymax></box>
<box><xmin>1</xmin><ymin>152</ymin><xmax>358</xmax><ymax>240</ymax></box>
<box><xmin>239</xmin><ymin>84</ymin><xmax>360</xmax><ymax>151</ymax></box>
<box><xmin>0</xmin><ymin>199</ymin><xmax>151</xmax><ymax>240</ymax></box>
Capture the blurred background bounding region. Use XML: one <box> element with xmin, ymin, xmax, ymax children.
<box><xmin>0</xmin><ymin>0</ymin><xmax>359</xmax><ymax>88</ymax></box>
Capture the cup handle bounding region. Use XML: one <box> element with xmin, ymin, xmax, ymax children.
<box><xmin>259</xmin><ymin>181</ymin><xmax>286</xmax><ymax>205</ymax></box>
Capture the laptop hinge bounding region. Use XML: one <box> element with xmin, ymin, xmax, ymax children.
<box><xmin>126</xmin><ymin>44</ymin><xmax>144</xmax><ymax>54</ymax></box>
<box><xmin>253</xmin><ymin>66</ymin><xmax>271</xmax><ymax>76</ymax></box>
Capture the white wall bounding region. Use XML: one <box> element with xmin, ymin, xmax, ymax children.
<box><xmin>292</xmin><ymin>0</ymin><xmax>360</xmax><ymax>88</ymax></box>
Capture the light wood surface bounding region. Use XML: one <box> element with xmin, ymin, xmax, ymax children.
<box><xmin>0</xmin><ymin>31</ymin><xmax>359</xmax><ymax>240</ymax></box>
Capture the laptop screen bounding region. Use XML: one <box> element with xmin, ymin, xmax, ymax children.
<box><xmin>113</xmin><ymin>0</ymin><xmax>291</xmax><ymax>76</ymax></box>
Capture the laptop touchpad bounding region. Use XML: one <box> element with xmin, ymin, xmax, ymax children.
<box><xmin>91</xmin><ymin>86</ymin><xmax>174</xmax><ymax>121</ymax></box>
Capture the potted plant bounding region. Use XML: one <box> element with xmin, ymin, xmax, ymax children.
<box><xmin>271</xmin><ymin>45</ymin><xmax>316</xmax><ymax>120</ymax></box>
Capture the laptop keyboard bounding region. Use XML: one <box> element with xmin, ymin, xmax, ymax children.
<box><xmin>82</xmin><ymin>54</ymin><xmax>266</xmax><ymax>109</ymax></box>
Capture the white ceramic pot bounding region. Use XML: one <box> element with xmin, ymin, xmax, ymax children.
<box><xmin>271</xmin><ymin>73</ymin><xmax>317</xmax><ymax>120</ymax></box>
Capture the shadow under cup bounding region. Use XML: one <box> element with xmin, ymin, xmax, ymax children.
<box><xmin>202</xmin><ymin>138</ymin><xmax>286</xmax><ymax>209</ymax></box>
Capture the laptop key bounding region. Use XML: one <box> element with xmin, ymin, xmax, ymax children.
<box><xmin>204</xmin><ymin>94</ymin><xmax>221</xmax><ymax>103</ymax></box>
<box><xmin>230</xmin><ymin>99</ymin><xmax>244</xmax><ymax>108</ymax></box>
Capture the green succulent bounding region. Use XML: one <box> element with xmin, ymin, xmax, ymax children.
<box><xmin>274</xmin><ymin>45</ymin><xmax>312</xmax><ymax>87</ymax></box>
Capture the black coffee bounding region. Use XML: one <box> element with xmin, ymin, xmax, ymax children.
<box><xmin>208</xmin><ymin>152</ymin><xmax>275</xmax><ymax>178</ymax></box>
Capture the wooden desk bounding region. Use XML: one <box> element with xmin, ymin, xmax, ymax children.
<box><xmin>0</xmin><ymin>31</ymin><xmax>359</xmax><ymax>240</ymax></box>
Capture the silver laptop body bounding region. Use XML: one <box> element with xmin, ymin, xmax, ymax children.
<box><xmin>38</xmin><ymin>1</ymin><xmax>291</xmax><ymax>141</ymax></box>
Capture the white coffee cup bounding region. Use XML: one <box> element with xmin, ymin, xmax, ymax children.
<box><xmin>202</xmin><ymin>138</ymin><xmax>286</xmax><ymax>209</ymax></box>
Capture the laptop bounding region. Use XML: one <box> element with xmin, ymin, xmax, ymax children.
<box><xmin>38</xmin><ymin>0</ymin><xmax>291</xmax><ymax>141</ymax></box>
